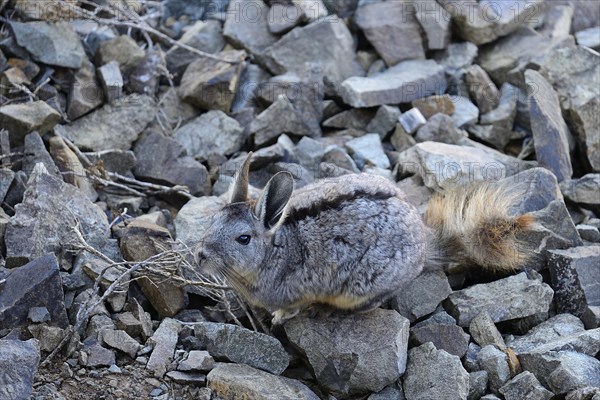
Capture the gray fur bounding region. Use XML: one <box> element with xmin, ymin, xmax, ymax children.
<box><xmin>196</xmin><ymin>154</ymin><xmax>430</xmax><ymax>324</ymax></box>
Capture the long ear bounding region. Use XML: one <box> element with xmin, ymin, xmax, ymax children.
<box><xmin>229</xmin><ymin>152</ymin><xmax>253</xmax><ymax>203</ymax></box>
<box><xmin>254</xmin><ymin>172</ymin><xmax>294</xmax><ymax>230</ymax></box>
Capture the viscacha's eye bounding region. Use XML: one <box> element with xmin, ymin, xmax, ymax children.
<box><xmin>236</xmin><ymin>235</ymin><xmax>251</xmax><ymax>245</ymax></box>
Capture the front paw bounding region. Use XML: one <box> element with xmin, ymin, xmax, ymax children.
<box><xmin>271</xmin><ymin>308</ymin><xmax>300</xmax><ymax>325</ymax></box>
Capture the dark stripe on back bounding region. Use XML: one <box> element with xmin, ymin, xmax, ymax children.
<box><xmin>285</xmin><ymin>188</ymin><xmax>396</xmax><ymax>225</ymax></box>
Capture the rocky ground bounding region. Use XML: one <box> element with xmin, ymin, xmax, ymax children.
<box><xmin>0</xmin><ymin>0</ymin><xmax>599</xmax><ymax>399</ymax></box>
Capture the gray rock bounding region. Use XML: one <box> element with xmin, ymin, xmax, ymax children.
<box><xmin>565</xmin><ymin>386</ymin><xmax>600</xmax><ymax>400</ymax></box>
<box><xmin>525</xmin><ymin>70</ymin><xmax>573</xmax><ymax>182</ymax></box>
<box><xmin>577</xmin><ymin>224</ymin><xmax>600</xmax><ymax>242</ymax></box>
<box><xmin>23</xmin><ymin>132</ymin><xmax>61</xmax><ymax>178</ymax></box>
<box><xmin>285</xmin><ymin>309</ymin><xmax>409</xmax><ymax>397</ymax></box>
<box><xmin>0</xmin><ymin>170</ymin><xmax>14</xmax><ymax>206</ymax></box>
<box><xmin>560</xmin><ymin>174</ymin><xmax>600</xmax><ymax>207</ymax></box>
<box><xmin>10</xmin><ymin>21</ymin><xmax>85</xmax><ymax>68</ymax></box>
<box><xmin>469</xmin><ymin>371</ymin><xmax>489</xmax><ymax>400</ymax></box>
<box><xmin>478</xmin><ymin>345</ymin><xmax>512</xmax><ymax>392</ymax></box>
<box><xmin>340</xmin><ymin>60</ymin><xmax>446</xmax><ymax>108</ymax></box>
<box><xmin>5</xmin><ymin>164</ymin><xmax>109</xmax><ymax>269</ymax></box>
<box><xmin>84</xmin><ymin>149</ymin><xmax>136</xmax><ymax>176</ymax></box>
<box><xmin>446</xmin><ymin>272</ymin><xmax>554</xmax><ymax>327</ymax></box>
<box><xmin>178</xmin><ymin>350</ymin><xmax>215</xmax><ymax>372</ymax></box>
<box><xmin>324</xmin><ymin>108</ymin><xmax>376</xmax><ymax>131</ymax></box>
<box><xmin>207</xmin><ymin>363</ymin><xmax>319</xmax><ymax>400</ymax></box>
<box><xmin>396</xmin><ymin>141</ymin><xmax>534</xmax><ymax>190</ymax></box>
<box><xmin>224</xmin><ymin>0</ymin><xmax>277</xmax><ymax>63</ymax></box>
<box><xmin>536</xmin><ymin>46</ymin><xmax>599</xmax><ymax>172</ymax></box>
<box><xmin>391</xmin><ymin>270</ymin><xmax>451</xmax><ymax>322</ymax></box>
<box><xmin>548</xmin><ymin>246</ymin><xmax>600</xmax><ymax>317</ymax></box>
<box><xmin>436</xmin><ymin>42</ymin><xmax>478</xmax><ymax>71</ymax></box>
<box><xmin>576</xmin><ymin>27</ymin><xmax>600</xmax><ymax>50</ymax></box>
<box><xmin>520</xmin><ymin>351</ymin><xmax>600</xmax><ymax>394</ymax></box>
<box><xmin>470</xmin><ymin>311</ymin><xmax>506</xmax><ymax>349</ymax></box>
<box><xmin>355</xmin><ymin>1</ymin><xmax>425</xmax><ymax>66</ymax></box>
<box><xmin>174</xmin><ymin>196</ymin><xmax>227</xmax><ymax>248</ymax></box>
<box><xmin>472</xmin><ymin>82</ymin><xmax>519</xmax><ymax>149</ymax></box>
<box><xmin>175</xmin><ymin>110</ymin><xmax>244</xmax><ymax>161</ymax></box>
<box><xmin>414</xmin><ymin>113</ymin><xmax>467</xmax><ymax>144</ymax></box>
<box><xmin>27</xmin><ymin>324</ymin><xmax>63</xmax><ymax>353</ymax></box>
<box><xmin>165</xmin><ymin>20</ymin><xmax>226</xmax><ymax>79</ymax></box>
<box><xmin>412</xmin><ymin>94</ymin><xmax>456</xmax><ymax>119</ymax></box>
<box><xmin>133</xmin><ymin>130</ymin><xmax>210</xmax><ymax>196</ymax></box>
<box><xmin>0</xmin><ymin>338</ymin><xmax>40</xmax><ymax>400</ymax></box>
<box><xmin>179</xmin><ymin>50</ymin><xmax>246</xmax><ymax>113</ymax></box>
<box><xmin>97</xmin><ymin>61</ymin><xmax>123</xmax><ymax>104</ymax></box>
<box><xmin>398</xmin><ymin>108</ymin><xmax>427</xmax><ymax>134</ymax></box>
<box><xmin>540</xmin><ymin>3</ymin><xmax>574</xmax><ymax>39</ymax></box>
<box><xmin>466</xmin><ymin>64</ymin><xmax>500</xmax><ymax>114</ymax></box>
<box><xmin>0</xmin><ymin>101</ymin><xmax>61</xmax><ymax>144</ymax></box>
<box><xmin>465</xmin><ymin>342</ymin><xmax>482</xmax><ymax>372</ymax></box>
<box><xmin>100</xmin><ymin>329</ymin><xmax>140</xmax><ymax>358</ymax></box>
<box><xmin>451</xmin><ymin>96</ymin><xmax>479</xmax><ymax>128</ymax></box>
<box><xmin>440</xmin><ymin>0</ymin><xmax>545</xmax><ymax>45</ymax></box>
<box><xmin>322</xmin><ymin>146</ymin><xmax>360</xmax><ymax>173</ymax></box>
<box><xmin>499</xmin><ymin>371</ymin><xmax>553</xmax><ymax>400</ymax></box>
<box><xmin>368</xmin><ymin>383</ymin><xmax>406</xmax><ymax>400</ymax></box>
<box><xmin>95</xmin><ymin>35</ymin><xmax>145</xmax><ymax>72</ymax></box>
<box><xmin>28</xmin><ymin>307</ymin><xmax>50</xmax><ymax>323</ymax></box>
<box><xmin>56</xmin><ymin>94</ymin><xmax>155</xmax><ymax>151</ymax></box>
<box><xmin>267</xmin><ymin>3</ymin><xmax>302</xmax><ymax>34</ymax></box>
<box><xmin>391</xmin><ymin>124</ymin><xmax>417</xmax><ymax>152</ymax></box>
<box><xmin>146</xmin><ymin>318</ymin><xmax>181</xmax><ymax>377</ymax></box>
<box><xmin>415</xmin><ymin>0</ymin><xmax>450</xmax><ymax>50</ymax></box>
<box><xmin>262</xmin><ymin>19</ymin><xmax>364</xmax><ymax>83</ymax></box>
<box><xmin>366</xmin><ymin>105</ymin><xmax>401</xmax><ymax>138</ymax></box>
<box><xmin>194</xmin><ymin>322</ymin><xmax>289</xmax><ymax>375</ymax></box>
<box><xmin>410</xmin><ymin>321</ymin><xmax>470</xmax><ymax>358</ymax></box>
<box><xmin>79</xmin><ymin>343</ymin><xmax>115</xmax><ymax>368</ymax></box>
<box><xmin>403</xmin><ymin>342</ymin><xmax>469</xmax><ymax>400</ymax></box>
<box><xmin>480</xmin><ymin>396</ymin><xmax>502</xmax><ymax>400</ymax></box>
<box><xmin>85</xmin><ymin>315</ymin><xmax>116</xmax><ymax>341</ymax></box>
<box><xmin>67</xmin><ymin>58</ymin><xmax>104</xmax><ymax>120</ymax></box>
<box><xmin>346</xmin><ymin>133</ymin><xmax>390</xmax><ymax>170</ymax></box>
<box><xmin>165</xmin><ymin>371</ymin><xmax>206</xmax><ymax>386</ymax></box>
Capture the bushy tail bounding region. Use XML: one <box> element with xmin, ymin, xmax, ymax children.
<box><xmin>424</xmin><ymin>182</ymin><xmax>534</xmax><ymax>272</ymax></box>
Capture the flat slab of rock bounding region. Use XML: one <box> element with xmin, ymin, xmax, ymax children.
<box><xmin>5</xmin><ymin>164</ymin><xmax>109</xmax><ymax>269</ymax></box>
<box><xmin>499</xmin><ymin>371</ymin><xmax>553</xmax><ymax>400</ymax></box>
<box><xmin>67</xmin><ymin>58</ymin><xmax>104</xmax><ymax>120</ymax></box>
<box><xmin>146</xmin><ymin>318</ymin><xmax>181</xmax><ymax>377</ymax></box>
<box><xmin>525</xmin><ymin>70</ymin><xmax>573</xmax><ymax>182</ymax></box>
<box><xmin>262</xmin><ymin>19</ymin><xmax>364</xmax><ymax>82</ymax></box>
<box><xmin>446</xmin><ymin>272</ymin><xmax>554</xmax><ymax>327</ymax></box>
<box><xmin>207</xmin><ymin>363</ymin><xmax>319</xmax><ymax>400</ymax></box>
<box><xmin>284</xmin><ymin>309</ymin><xmax>409</xmax><ymax>397</ymax></box>
<box><xmin>194</xmin><ymin>322</ymin><xmax>289</xmax><ymax>375</ymax></box>
<box><xmin>410</xmin><ymin>321</ymin><xmax>469</xmax><ymax>358</ymax></box>
<box><xmin>402</xmin><ymin>342</ymin><xmax>469</xmax><ymax>400</ymax></box>
<box><xmin>345</xmin><ymin>133</ymin><xmax>390</xmax><ymax>170</ymax></box>
<box><xmin>56</xmin><ymin>94</ymin><xmax>155</xmax><ymax>151</ymax></box>
<box><xmin>391</xmin><ymin>270</ymin><xmax>452</xmax><ymax>322</ymax></box>
<box><xmin>340</xmin><ymin>60</ymin><xmax>446</xmax><ymax>108</ymax></box>
<box><xmin>0</xmin><ymin>338</ymin><xmax>40</xmax><ymax>400</ymax></box>
<box><xmin>560</xmin><ymin>174</ymin><xmax>600</xmax><ymax>207</ymax></box>
<box><xmin>0</xmin><ymin>101</ymin><xmax>61</xmax><ymax>144</ymax></box>
<box><xmin>10</xmin><ymin>21</ymin><xmax>85</xmax><ymax>68</ymax></box>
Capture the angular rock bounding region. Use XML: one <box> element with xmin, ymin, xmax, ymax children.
<box><xmin>366</xmin><ymin>105</ymin><xmax>401</xmax><ymax>138</ymax></box>
<box><xmin>436</xmin><ymin>42</ymin><xmax>478</xmax><ymax>71</ymax></box>
<box><xmin>576</xmin><ymin>27</ymin><xmax>600</xmax><ymax>50</ymax></box>
<box><xmin>469</xmin><ymin>370</ymin><xmax>488</xmax><ymax>400</ymax></box>
<box><xmin>346</xmin><ymin>133</ymin><xmax>390</xmax><ymax>170</ymax></box>
<box><xmin>194</xmin><ymin>322</ymin><xmax>289</xmax><ymax>375</ymax></box>
<box><xmin>525</xmin><ymin>70</ymin><xmax>573</xmax><ymax>182</ymax></box>
<box><xmin>22</xmin><ymin>131</ymin><xmax>61</xmax><ymax>179</ymax></box>
<box><xmin>324</xmin><ymin>108</ymin><xmax>375</xmax><ymax>131</ymax></box>
<box><xmin>355</xmin><ymin>1</ymin><xmax>425</xmax><ymax>65</ymax></box>
<box><xmin>415</xmin><ymin>0</ymin><xmax>451</xmax><ymax>50</ymax></box>
<box><xmin>451</xmin><ymin>96</ymin><xmax>479</xmax><ymax>128</ymax></box>
<box><xmin>499</xmin><ymin>371</ymin><xmax>553</xmax><ymax>400</ymax></box>
<box><xmin>540</xmin><ymin>3</ymin><xmax>574</xmax><ymax>39</ymax></box>
<box><xmin>67</xmin><ymin>58</ymin><xmax>104</xmax><ymax>120</ymax></box>
<box><xmin>49</xmin><ymin>135</ymin><xmax>98</xmax><ymax>202</ymax></box>
<box><xmin>548</xmin><ymin>246</ymin><xmax>600</xmax><ymax>317</ymax></box>
<box><xmin>207</xmin><ymin>363</ymin><xmax>319</xmax><ymax>400</ymax></box>
<box><xmin>114</xmin><ymin>312</ymin><xmax>145</xmax><ymax>340</ymax></box>
<box><xmin>146</xmin><ymin>318</ymin><xmax>181</xmax><ymax>377</ymax></box>
<box><xmin>97</xmin><ymin>60</ymin><xmax>123</xmax><ymax>104</ymax></box>
<box><xmin>403</xmin><ymin>342</ymin><xmax>469</xmax><ymax>400</ymax></box>
<box><xmin>446</xmin><ymin>272</ymin><xmax>554</xmax><ymax>327</ymax></box>
<box><xmin>471</xmin><ymin>82</ymin><xmax>519</xmax><ymax>149</ymax></box>
<box><xmin>268</xmin><ymin>3</ymin><xmax>302</xmax><ymax>34</ymax></box>
<box><xmin>10</xmin><ymin>21</ymin><xmax>85</xmax><ymax>68</ymax></box>
<box><xmin>27</xmin><ymin>324</ymin><xmax>63</xmax><ymax>352</ymax></box>
<box><xmin>577</xmin><ymin>224</ymin><xmax>600</xmax><ymax>242</ymax></box>
<box><xmin>84</xmin><ymin>149</ymin><xmax>136</xmax><ymax>176</ymax></box>
<box><xmin>262</xmin><ymin>19</ymin><xmax>364</xmax><ymax>82</ymax></box>
<box><xmin>560</xmin><ymin>174</ymin><xmax>600</xmax><ymax>209</ymax></box>
<box><xmin>174</xmin><ymin>196</ymin><xmax>227</xmax><ymax>248</ymax></box>
<box><xmin>398</xmin><ymin>108</ymin><xmax>427</xmax><ymax>134</ymax></box>
<box><xmin>0</xmin><ymin>338</ymin><xmax>40</xmax><ymax>400</ymax></box>
<box><xmin>368</xmin><ymin>384</ymin><xmax>406</xmax><ymax>400</ymax></box>
<box><xmin>179</xmin><ymin>50</ymin><xmax>246</xmax><ymax>113</ymax></box>
<box><xmin>223</xmin><ymin>0</ymin><xmax>277</xmax><ymax>63</ymax></box>
<box><xmin>100</xmin><ymin>329</ymin><xmax>140</xmax><ymax>359</ymax></box>
<box><xmin>178</xmin><ymin>350</ymin><xmax>215</xmax><ymax>372</ymax></box>
<box><xmin>465</xmin><ymin>342</ymin><xmax>482</xmax><ymax>372</ymax></box>
<box><xmin>391</xmin><ymin>124</ymin><xmax>417</xmax><ymax>152</ymax></box>
<box><xmin>0</xmin><ymin>101</ymin><xmax>61</xmax><ymax>144</ymax></box>
<box><xmin>28</xmin><ymin>306</ymin><xmax>50</xmax><ymax>323</ymax></box>
<box><xmin>165</xmin><ymin>20</ymin><xmax>225</xmax><ymax>79</ymax></box>
<box><xmin>79</xmin><ymin>343</ymin><xmax>115</xmax><ymax>368</ymax></box>
<box><xmin>391</xmin><ymin>270</ymin><xmax>451</xmax><ymax>322</ymax></box>
<box><xmin>56</xmin><ymin>94</ymin><xmax>155</xmax><ymax>151</ymax></box>
<box><xmin>5</xmin><ymin>164</ymin><xmax>109</xmax><ymax>269</ymax></box>
<box><xmin>470</xmin><ymin>311</ymin><xmax>506</xmax><ymax>349</ymax></box>
<box><xmin>412</xmin><ymin>94</ymin><xmax>455</xmax><ymax>119</ymax></box>
<box><xmin>465</xmin><ymin>64</ymin><xmax>500</xmax><ymax>114</ymax></box>
<box><xmin>175</xmin><ymin>110</ymin><xmax>245</xmax><ymax>161</ymax></box>
<box><xmin>165</xmin><ymin>371</ymin><xmax>206</xmax><ymax>385</ymax></box>
<box><xmin>340</xmin><ymin>60</ymin><xmax>446</xmax><ymax>107</ymax></box>
<box><xmin>96</xmin><ymin>35</ymin><xmax>145</xmax><ymax>72</ymax></box>
<box><xmin>414</xmin><ymin>113</ymin><xmax>467</xmax><ymax>144</ymax></box>
<box><xmin>133</xmin><ymin>130</ymin><xmax>210</xmax><ymax>196</ymax></box>
<box><xmin>410</xmin><ymin>321</ymin><xmax>469</xmax><ymax>358</ymax></box>
<box><xmin>285</xmin><ymin>309</ymin><xmax>409</xmax><ymax>397</ymax></box>
<box><xmin>478</xmin><ymin>345</ymin><xmax>513</xmax><ymax>392</ymax></box>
